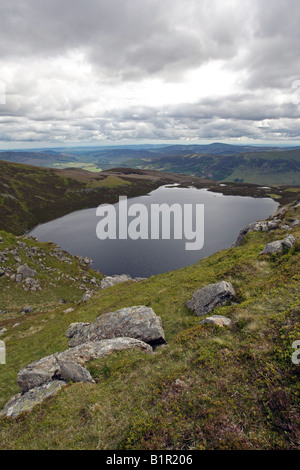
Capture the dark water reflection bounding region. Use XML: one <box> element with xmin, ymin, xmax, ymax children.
<box><xmin>29</xmin><ymin>185</ymin><xmax>278</xmax><ymax>277</ymax></box>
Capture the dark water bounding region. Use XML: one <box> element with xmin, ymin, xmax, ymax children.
<box><xmin>29</xmin><ymin>185</ymin><xmax>278</xmax><ymax>278</ymax></box>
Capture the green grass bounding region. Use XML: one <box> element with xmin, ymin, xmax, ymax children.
<box><xmin>87</xmin><ymin>175</ymin><xmax>132</xmax><ymax>188</ymax></box>
<box><xmin>0</xmin><ymin>203</ymin><xmax>299</xmax><ymax>449</ymax></box>
<box><xmin>53</xmin><ymin>162</ymin><xmax>102</xmax><ymax>172</ymax></box>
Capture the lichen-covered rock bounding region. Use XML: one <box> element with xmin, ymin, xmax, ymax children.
<box><xmin>0</xmin><ymin>380</ymin><xmax>66</xmax><ymax>418</ymax></box>
<box><xmin>17</xmin><ymin>337</ymin><xmax>152</xmax><ymax>392</ymax></box>
<box><xmin>66</xmin><ymin>306</ymin><xmax>165</xmax><ymax>347</ymax></box>
<box><xmin>185</xmin><ymin>281</ymin><xmax>235</xmax><ymax>317</ymax></box>
<box><xmin>200</xmin><ymin>315</ymin><xmax>232</xmax><ymax>327</ymax></box>
<box><xmin>17</xmin><ymin>355</ymin><xmax>59</xmax><ymax>392</ymax></box>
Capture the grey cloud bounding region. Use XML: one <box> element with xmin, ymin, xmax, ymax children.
<box><xmin>0</xmin><ymin>0</ymin><xmax>300</xmax><ymax>146</ymax></box>
<box><xmin>0</xmin><ymin>0</ymin><xmax>247</xmax><ymax>81</ymax></box>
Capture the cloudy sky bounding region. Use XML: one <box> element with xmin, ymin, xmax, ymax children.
<box><xmin>1</xmin><ymin>0</ymin><xmax>300</xmax><ymax>149</ymax></box>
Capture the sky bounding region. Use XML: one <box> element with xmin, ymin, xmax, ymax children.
<box><xmin>1</xmin><ymin>0</ymin><xmax>300</xmax><ymax>149</ymax></box>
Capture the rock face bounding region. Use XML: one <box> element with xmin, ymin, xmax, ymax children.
<box><xmin>17</xmin><ymin>337</ymin><xmax>152</xmax><ymax>393</ymax></box>
<box><xmin>200</xmin><ymin>315</ymin><xmax>232</xmax><ymax>327</ymax></box>
<box><xmin>260</xmin><ymin>234</ymin><xmax>296</xmax><ymax>255</ymax></box>
<box><xmin>186</xmin><ymin>281</ymin><xmax>235</xmax><ymax>317</ymax></box>
<box><xmin>233</xmin><ymin>219</ymin><xmax>281</xmax><ymax>247</ymax></box>
<box><xmin>66</xmin><ymin>306</ymin><xmax>166</xmax><ymax>347</ymax></box>
<box><xmin>0</xmin><ymin>381</ymin><xmax>66</xmax><ymax>418</ymax></box>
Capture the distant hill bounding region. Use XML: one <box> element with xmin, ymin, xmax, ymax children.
<box><xmin>123</xmin><ymin>148</ymin><xmax>300</xmax><ymax>185</ymax></box>
<box><xmin>1</xmin><ymin>144</ymin><xmax>300</xmax><ymax>184</ymax></box>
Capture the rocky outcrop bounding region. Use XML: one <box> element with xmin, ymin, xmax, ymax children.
<box><xmin>0</xmin><ymin>380</ymin><xmax>67</xmax><ymax>418</ymax></box>
<box><xmin>17</xmin><ymin>337</ymin><xmax>152</xmax><ymax>393</ymax></box>
<box><xmin>100</xmin><ymin>274</ymin><xmax>147</xmax><ymax>289</ymax></box>
<box><xmin>100</xmin><ymin>274</ymin><xmax>132</xmax><ymax>288</ymax></box>
<box><xmin>81</xmin><ymin>290</ymin><xmax>95</xmax><ymax>303</ymax></box>
<box><xmin>16</xmin><ymin>263</ymin><xmax>37</xmax><ymax>280</ymax></box>
<box><xmin>283</xmin><ymin>234</ymin><xmax>296</xmax><ymax>249</ymax></box>
<box><xmin>291</xmin><ymin>219</ymin><xmax>300</xmax><ymax>227</ymax></box>
<box><xmin>66</xmin><ymin>306</ymin><xmax>166</xmax><ymax>347</ymax></box>
<box><xmin>200</xmin><ymin>315</ymin><xmax>232</xmax><ymax>327</ymax></box>
<box><xmin>186</xmin><ymin>281</ymin><xmax>235</xmax><ymax>317</ymax></box>
<box><xmin>233</xmin><ymin>219</ymin><xmax>281</xmax><ymax>247</ymax></box>
<box><xmin>0</xmin><ymin>337</ymin><xmax>153</xmax><ymax>418</ymax></box>
<box><xmin>260</xmin><ymin>234</ymin><xmax>296</xmax><ymax>255</ymax></box>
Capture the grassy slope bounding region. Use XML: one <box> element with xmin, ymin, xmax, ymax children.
<box><xmin>0</xmin><ymin>202</ymin><xmax>299</xmax><ymax>449</ymax></box>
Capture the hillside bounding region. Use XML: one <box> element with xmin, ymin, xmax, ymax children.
<box><xmin>0</xmin><ymin>200</ymin><xmax>299</xmax><ymax>449</ymax></box>
<box><xmin>1</xmin><ymin>144</ymin><xmax>300</xmax><ymax>185</ymax></box>
<box><xmin>125</xmin><ymin>149</ymin><xmax>300</xmax><ymax>185</ymax></box>
<box><xmin>0</xmin><ymin>161</ymin><xmax>186</xmax><ymax>235</ymax></box>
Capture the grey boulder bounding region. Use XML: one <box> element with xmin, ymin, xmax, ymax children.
<box><xmin>282</xmin><ymin>234</ymin><xmax>296</xmax><ymax>249</ymax></box>
<box><xmin>200</xmin><ymin>315</ymin><xmax>232</xmax><ymax>327</ymax></box>
<box><xmin>260</xmin><ymin>240</ymin><xmax>284</xmax><ymax>255</ymax></box>
<box><xmin>56</xmin><ymin>360</ymin><xmax>94</xmax><ymax>384</ymax></box>
<box><xmin>66</xmin><ymin>306</ymin><xmax>165</xmax><ymax>347</ymax></box>
<box><xmin>16</xmin><ymin>264</ymin><xmax>37</xmax><ymax>279</ymax></box>
<box><xmin>260</xmin><ymin>234</ymin><xmax>296</xmax><ymax>255</ymax></box>
<box><xmin>186</xmin><ymin>281</ymin><xmax>235</xmax><ymax>316</ymax></box>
